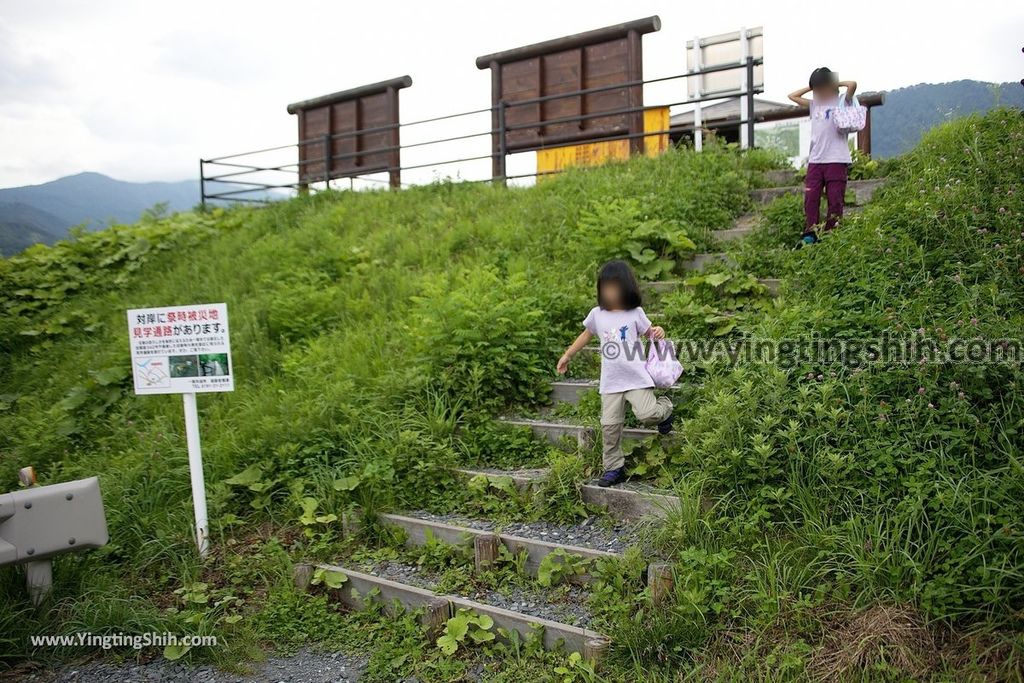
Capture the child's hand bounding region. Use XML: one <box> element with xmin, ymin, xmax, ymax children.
<box><xmin>648</xmin><ymin>326</ymin><xmax>666</xmax><ymax>340</ymax></box>
<box><xmin>556</xmin><ymin>354</ymin><xmax>570</xmax><ymax>374</ymax></box>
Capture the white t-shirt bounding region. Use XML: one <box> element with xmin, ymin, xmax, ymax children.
<box><xmin>583</xmin><ymin>306</ymin><xmax>654</xmax><ymax>394</ymax></box>
<box><xmin>808</xmin><ymin>98</ymin><xmax>852</xmax><ymax>164</ymax></box>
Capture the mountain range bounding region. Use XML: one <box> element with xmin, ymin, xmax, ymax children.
<box><xmin>0</xmin><ymin>172</ymin><xmax>200</xmax><ymax>255</ymax></box>
<box><xmin>871</xmin><ymin>80</ymin><xmax>1024</xmax><ymax>158</ymax></box>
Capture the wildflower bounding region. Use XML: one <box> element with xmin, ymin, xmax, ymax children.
<box><xmin>928</xmin><ymin>403</ymin><xmax>935</xmax><ymax>409</ymax></box>
<box><xmin>971</xmin><ymin>317</ymin><xmax>979</xmax><ymax>326</ymax></box>
<box><xmin>917</xmin><ymin>327</ymin><xmax>926</xmax><ymax>335</ymax></box>
<box><xmin>958</xmin><ymin>391</ymin><xmax>966</xmax><ymax>399</ymax></box>
<box><xmin>918</xmin><ymin>387</ymin><xmax>926</xmax><ymax>395</ymax></box>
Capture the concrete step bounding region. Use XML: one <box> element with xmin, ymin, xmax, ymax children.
<box><xmin>711</xmin><ymin>213</ymin><xmax>758</xmax><ymax>243</ymax></box>
<box><xmin>760</xmin><ymin>277</ymin><xmax>782</xmax><ymax>295</ymax></box>
<box><xmin>749</xmin><ymin>178</ymin><xmax>888</xmax><ymax>205</ymax></box>
<box><xmin>455</xmin><ymin>468</ymin><xmax>683</xmax><ymax>522</ymax></box>
<box><xmin>500</xmin><ymin>418</ymin><xmax>594</xmax><ymax>447</ymax></box>
<box><xmin>500</xmin><ymin>418</ymin><xmax>661</xmax><ymax>446</ymax></box>
<box><xmin>378</xmin><ymin>512</ymin><xmax>621</xmax><ymax>581</ymax></box>
<box><xmin>763</xmin><ymin>169</ymin><xmax>798</xmax><ymax>186</ymax></box>
<box><xmin>680</xmin><ymin>252</ymin><xmax>733</xmax><ymax>272</ymax></box>
<box><xmin>579</xmin><ymin>482</ymin><xmax>683</xmax><ymax>521</ymax></box>
<box><xmin>551</xmin><ymin>379</ymin><xmax>685</xmax><ymax>406</ymax></box>
<box><xmin>644</xmin><ymin>276</ymin><xmax>781</xmax><ymax>297</ymax></box>
<box><xmin>551</xmin><ymin>379</ymin><xmax>600</xmax><ymax>405</ymax></box>
<box><xmin>847</xmin><ymin>178</ymin><xmax>888</xmax><ymax>204</ymax></box>
<box><xmin>301</xmin><ymin>563</ymin><xmax>609</xmax><ymax>656</ymax></box>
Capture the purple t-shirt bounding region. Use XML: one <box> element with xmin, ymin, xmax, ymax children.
<box><xmin>583</xmin><ymin>306</ymin><xmax>654</xmax><ymax>394</ymax></box>
<box><xmin>808</xmin><ymin>98</ymin><xmax>852</xmax><ymax>165</ymax></box>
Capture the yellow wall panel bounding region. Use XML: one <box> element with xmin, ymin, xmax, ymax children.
<box><xmin>535</xmin><ymin>106</ymin><xmax>671</xmax><ymax>179</ymax></box>
<box><xmin>643</xmin><ymin>106</ymin><xmax>670</xmax><ymax>157</ymax></box>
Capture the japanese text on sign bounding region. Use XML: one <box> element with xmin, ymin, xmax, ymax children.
<box><xmin>127</xmin><ymin>303</ymin><xmax>233</xmax><ymax>395</ymax></box>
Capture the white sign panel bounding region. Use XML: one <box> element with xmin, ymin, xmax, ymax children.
<box><xmin>686</xmin><ymin>27</ymin><xmax>764</xmax><ymax>98</ymax></box>
<box><xmin>127</xmin><ymin>303</ymin><xmax>233</xmax><ymax>395</ymax></box>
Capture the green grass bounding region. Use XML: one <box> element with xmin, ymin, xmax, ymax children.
<box><xmin>1</xmin><ymin>114</ymin><xmax>1023</xmax><ymax>681</ymax></box>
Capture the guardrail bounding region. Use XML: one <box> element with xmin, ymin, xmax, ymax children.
<box><xmin>199</xmin><ymin>60</ymin><xmax>767</xmax><ymax>205</ymax></box>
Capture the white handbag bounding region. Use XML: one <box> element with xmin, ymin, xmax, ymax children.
<box><xmin>832</xmin><ymin>94</ymin><xmax>867</xmax><ymax>135</ymax></box>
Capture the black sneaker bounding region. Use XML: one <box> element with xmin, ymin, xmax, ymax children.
<box><xmin>597</xmin><ymin>468</ymin><xmax>625</xmax><ymax>488</ymax></box>
<box><xmin>657</xmin><ymin>413</ymin><xmax>674</xmax><ymax>435</ymax></box>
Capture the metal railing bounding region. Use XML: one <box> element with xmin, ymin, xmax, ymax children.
<box><xmin>199</xmin><ymin>58</ymin><xmax>764</xmax><ymax>206</ymax></box>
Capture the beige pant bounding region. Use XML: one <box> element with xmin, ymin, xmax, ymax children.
<box><xmin>600</xmin><ymin>388</ymin><xmax>672</xmax><ymax>471</ymax></box>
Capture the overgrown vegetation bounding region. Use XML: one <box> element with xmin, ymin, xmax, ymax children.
<box><xmin>1</xmin><ymin>111</ymin><xmax>1023</xmax><ymax>681</ymax></box>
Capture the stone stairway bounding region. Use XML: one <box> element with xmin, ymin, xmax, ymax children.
<box><xmin>487</xmin><ymin>171</ymin><xmax>888</xmax><ymax>518</ymax></box>
<box><xmin>294</xmin><ymin>169</ymin><xmax>887</xmax><ymax>664</ymax></box>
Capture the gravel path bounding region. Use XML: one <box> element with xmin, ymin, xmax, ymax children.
<box><xmin>16</xmin><ymin>649</ymin><xmax>367</xmax><ymax>683</ymax></box>
<box><xmin>354</xmin><ymin>558</ymin><xmax>594</xmax><ymax>628</ymax></box>
<box><xmin>406</xmin><ymin>510</ymin><xmax>639</xmax><ymax>554</ymax></box>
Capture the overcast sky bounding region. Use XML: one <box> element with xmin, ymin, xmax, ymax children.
<box><xmin>1</xmin><ymin>0</ymin><xmax>1021</xmax><ymax>188</ymax></box>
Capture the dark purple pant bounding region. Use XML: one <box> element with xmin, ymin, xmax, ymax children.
<box><xmin>804</xmin><ymin>162</ymin><xmax>848</xmax><ymax>234</ymax></box>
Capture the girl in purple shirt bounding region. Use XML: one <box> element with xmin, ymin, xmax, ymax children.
<box><xmin>789</xmin><ymin>67</ymin><xmax>858</xmax><ymax>245</ymax></box>
<box><xmin>556</xmin><ymin>260</ymin><xmax>674</xmax><ymax>487</ymax></box>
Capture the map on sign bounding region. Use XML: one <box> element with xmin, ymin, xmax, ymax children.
<box><xmin>126</xmin><ymin>303</ymin><xmax>233</xmax><ymax>395</ymax></box>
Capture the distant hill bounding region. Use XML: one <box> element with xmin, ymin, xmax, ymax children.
<box><xmin>871</xmin><ymin>80</ymin><xmax>1024</xmax><ymax>157</ymax></box>
<box><xmin>0</xmin><ymin>202</ymin><xmax>65</xmax><ymax>256</ymax></box>
<box><xmin>0</xmin><ymin>172</ymin><xmax>200</xmax><ymax>255</ymax></box>
<box><xmin>0</xmin><ymin>172</ymin><xmax>285</xmax><ymax>256</ymax></box>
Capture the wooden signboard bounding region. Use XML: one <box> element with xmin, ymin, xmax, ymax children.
<box><xmin>476</xmin><ymin>16</ymin><xmax>661</xmax><ymax>179</ymax></box>
<box><xmin>286</xmin><ymin>76</ymin><xmax>411</xmax><ymax>188</ymax></box>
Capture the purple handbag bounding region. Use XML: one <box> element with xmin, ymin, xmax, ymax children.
<box><xmin>645</xmin><ymin>339</ymin><xmax>683</xmax><ymax>388</ymax></box>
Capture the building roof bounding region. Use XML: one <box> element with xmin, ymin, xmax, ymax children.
<box><xmin>669</xmin><ymin>97</ymin><xmax>796</xmax><ymax>127</ymax></box>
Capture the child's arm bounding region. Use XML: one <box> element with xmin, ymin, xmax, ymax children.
<box><xmin>839</xmin><ymin>80</ymin><xmax>857</xmax><ymax>103</ymax></box>
<box><xmin>788</xmin><ymin>86</ymin><xmax>812</xmax><ymax>107</ymax></box>
<box><xmin>557</xmin><ymin>329</ymin><xmax>593</xmax><ymax>374</ymax></box>
<box><xmin>645</xmin><ymin>325</ymin><xmax>666</xmax><ymax>340</ymax></box>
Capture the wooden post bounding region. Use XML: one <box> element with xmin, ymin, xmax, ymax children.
<box><xmin>489</xmin><ymin>61</ymin><xmax>506</xmax><ymax>184</ymax></box>
<box><xmin>857</xmin><ymin>107</ymin><xmax>873</xmax><ymax>155</ymax></box>
<box><xmin>293</xmin><ymin>563</ymin><xmax>314</xmax><ymax>592</ymax></box>
<box><xmin>341</xmin><ymin>509</ymin><xmax>362</xmax><ymax>538</ymax></box>
<box><xmin>625</xmin><ymin>28</ymin><xmax>644</xmax><ymax>156</ymax></box>
<box><xmin>647</xmin><ymin>563</ymin><xmax>674</xmax><ymax>605</ymax></box>
<box><xmin>584</xmin><ymin>636</ymin><xmax>611</xmax><ymax>667</ymax></box>
<box><xmin>474</xmin><ymin>533</ymin><xmax>500</xmax><ymax>572</ymax></box>
<box><xmin>387</xmin><ymin>85</ymin><xmax>401</xmax><ymax>189</ymax></box>
<box><xmin>297</xmin><ymin>110</ymin><xmax>310</xmax><ymax>196</ymax></box>
<box><xmin>420</xmin><ymin>597</ymin><xmax>450</xmax><ymax>638</ymax></box>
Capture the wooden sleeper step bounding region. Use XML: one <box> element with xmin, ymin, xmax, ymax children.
<box><xmin>454</xmin><ymin>467</ymin><xmax>683</xmax><ymax>522</ymax></box>
<box><xmin>299</xmin><ymin>563</ymin><xmax>609</xmax><ymax>656</ymax></box>
<box><xmin>378</xmin><ymin>512</ymin><xmax>620</xmax><ymax>580</ymax></box>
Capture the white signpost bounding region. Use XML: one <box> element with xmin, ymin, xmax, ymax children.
<box><xmin>686</xmin><ymin>27</ymin><xmax>764</xmax><ymax>151</ymax></box>
<box><xmin>127</xmin><ymin>302</ymin><xmax>233</xmax><ymax>557</ymax></box>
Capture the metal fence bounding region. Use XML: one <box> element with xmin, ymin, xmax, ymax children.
<box><xmin>199</xmin><ymin>58</ymin><xmax>763</xmax><ymax>206</ymax></box>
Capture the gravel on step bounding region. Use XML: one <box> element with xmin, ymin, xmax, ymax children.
<box><xmin>404</xmin><ymin>510</ymin><xmax>639</xmax><ymax>554</ymax></box>
<box><xmin>353</xmin><ymin>558</ymin><xmax>594</xmax><ymax>628</ymax></box>
<box><xmin>18</xmin><ymin>648</ymin><xmax>367</xmax><ymax>683</ymax></box>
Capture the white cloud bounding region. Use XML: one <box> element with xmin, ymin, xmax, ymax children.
<box><xmin>0</xmin><ymin>0</ymin><xmax>1021</xmax><ymax>187</ymax></box>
